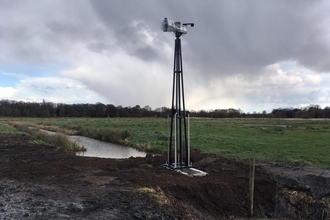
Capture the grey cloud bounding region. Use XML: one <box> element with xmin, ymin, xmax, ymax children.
<box><xmin>87</xmin><ymin>42</ymin><xmax>112</xmax><ymax>54</ymax></box>
<box><xmin>114</xmin><ymin>24</ymin><xmax>141</xmax><ymax>49</ymax></box>
<box><xmin>2</xmin><ymin>0</ymin><xmax>330</xmax><ymax>111</ymax></box>
<box><xmin>0</xmin><ymin>1</ymin><xmax>99</xmax><ymax>65</ymax></box>
<box><xmin>111</xmin><ymin>21</ymin><xmax>159</xmax><ymax>61</ymax></box>
<box><xmin>187</xmin><ymin>1</ymin><xmax>330</xmax><ymax>76</ymax></box>
<box><xmin>2</xmin><ymin>1</ymin><xmax>330</xmax><ymax>76</ymax></box>
<box><xmin>134</xmin><ymin>46</ymin><xmax>158</xmax><ymax>61</ymax></box>
<box><xmin>89</xmin><ymin>0</ymin><xmax>330</xmax><ymax>80</ymax></box>
<box><xmin>46</xmin><ymin>21</ymin><xmax>81</xmax><ymax>40</ymax></box>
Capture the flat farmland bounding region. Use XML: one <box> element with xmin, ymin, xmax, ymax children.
<box><xmin>1</xmin><ymin>117</ymin><xmax>330</xmax><ymax>168</ymax></box>
<box><xmin>1</xmin><ymin>117</ymin><xmax>330</xmax><ymax>219</ymax></box>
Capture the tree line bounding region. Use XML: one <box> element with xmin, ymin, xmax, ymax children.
<box><xmin>0</xmin><ymin>99</ymin><xmax>329</xmax><ymax>119</ymax></box>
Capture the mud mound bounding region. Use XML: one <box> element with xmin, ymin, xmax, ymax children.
<box><xmin>4</xmin><ymin>133</ymin><xmax>328</xmax><ymax>219</ymax></box>
<box><xmin>259</xmin><ymin>163</ymin><xmax>330</xmax><ymax>219</ymax></box>
<box><xmin>260</xmin><ymin>163</ymin><xmax>330</xmax><ymax>199</ymax></box>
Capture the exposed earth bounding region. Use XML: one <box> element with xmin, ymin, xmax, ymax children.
<box><xmin>0</xmin><ymin>133</ymin><xmax>329</xmax><ymax>219</ymax></box>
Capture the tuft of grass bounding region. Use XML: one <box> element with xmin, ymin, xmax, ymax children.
<box><xmin>137</xmin><ymin>186</ymin><xmax>170</xmax><ymax>206</ymax></box>
<box><xmin>54</xmin><ymin>133</ymin><xmax>87</xmax><ymax>153</ymax></box>
<box><xmin>13</xmin><ymin>124</ymin><xmax>86</xmax><ymax>153</ymax></box>
<box><xmin>76</xmin><ymin>128</ymin><xmax>130</xmax><ymax>144</ymax></box>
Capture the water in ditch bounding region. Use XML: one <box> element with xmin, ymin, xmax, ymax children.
<box><xmin>39</xmin><ymin>129</ymin><xmax>146</xmax><ymax>159</ymax></box>
<box><xmin>70</xmin><ymin>135</ymin><xmax>146</xmax><ymax>158</ymax></box>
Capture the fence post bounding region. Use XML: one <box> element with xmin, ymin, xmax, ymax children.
<box><xmin>248</xmin><ymin>158</ymin><xmax>255</xmax><ymax>218</ymax></box>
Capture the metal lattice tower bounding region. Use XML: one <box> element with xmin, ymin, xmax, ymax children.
<box><xmin>162</xmin><ymin>18</ymin><xmax>194</xmax><ymax>169</ymax></box>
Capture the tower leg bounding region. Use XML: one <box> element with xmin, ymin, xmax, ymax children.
<box><xmin>167</xmin><ymin>36</ymin><xmax>191</xmax><ymax>169</ymax></box>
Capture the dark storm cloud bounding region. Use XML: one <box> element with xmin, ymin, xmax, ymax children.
<box><xmin>87</xmin><ymin>42</ymin><xmax>112</xmax><ymax>54</ymax></box>
<box><xmin>0</xmin><ymin>1</ymin><xmax>102</xmax><ymax>66</ymax></box>
<box><xmin>2</xmin><ymin>0</ymin><xmax>330</xmax><ymax>112</ymax></box>
<box><xmin>89</xmin><ymin>1</ymin><xmax>179</xmax><ymax>62</ymax></box>
<box><xmin>134</xmin><ymin>46</ymin><xmax>158</xmax><ymax>61</ymax></box>
<box><xmin>184</xmin><ymin>1</ymin><xmax>330</xmax><ymax>76</ymax></box>
<box><xmin>112</xmin><ymin>22</ymin><xmax>159</xmax><ymax>61</ymax></box>
<box><xmin>3</xmin><ymin>1</ymin><xmax>329</xmax><ymax>77</ymax></box>
<box><xmin>90</xmin><ymin>0</ymin><xmax>330</xmax><ymax>76</ymax></box>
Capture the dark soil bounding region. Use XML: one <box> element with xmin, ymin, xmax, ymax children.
<box><xmin>0</xmin><ymin>133</ymin><xmax>329</xmax><ymax>219</ymax></box>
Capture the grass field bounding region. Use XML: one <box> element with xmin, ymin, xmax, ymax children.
<box><xmin>1</xmin><ymin>117</ymin><xmax>330</xmax><ymax>168</ymax></box>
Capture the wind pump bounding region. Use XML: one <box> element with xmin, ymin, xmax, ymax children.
<box><xmin>161</xmin><ymin>18</ymin><xmax>194</xmax><ymax>169</ymax></box>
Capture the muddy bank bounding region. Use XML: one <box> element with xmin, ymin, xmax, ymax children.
<box><xmin>260</xmin><ymin>163</ymin><xmax>330</xmax><ymax>199</ymax></box>
<box><xmin>259</xmin><ymin>163</ymin><xmax>330</xmax><ymax>219</ymax></box>
<box><xmin>0</xmin><ymin>133</ymin><xmax>329</xmax><ymax>219</ymax></box>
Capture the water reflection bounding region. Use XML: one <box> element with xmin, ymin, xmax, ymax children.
<box><xmin>70</xmin><ymin>136</ymin><xmax>146</xmax><ymax>158</ymax></box>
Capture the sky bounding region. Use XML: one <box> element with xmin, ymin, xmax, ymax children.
<box><xmin>1</xmin><ymin>1</ymin><xmax>330</xmax><ymax>113</ymax></box>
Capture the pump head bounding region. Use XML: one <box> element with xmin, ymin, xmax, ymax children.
<box><xmin>161</xmin><ymin>18</ymin><xmax>194</xmax><ymax>35</ymax></box>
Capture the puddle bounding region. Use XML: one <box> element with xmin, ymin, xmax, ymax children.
<box><xmin>70</xmin><ymin>135</ymin><xmax>146</xmax><ymax>159</ymax></box>
<box><xmin>38</xmin><ymin>129</ymin><xmax>146</xmax><ymax>159</ymax></box>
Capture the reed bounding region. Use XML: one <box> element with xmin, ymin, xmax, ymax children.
<box><xmin>12</xmin><ymin>123</ymin><xmax>86</xmax><ymax>153</ymax></box>
<box><xmin>53</xmin><ymin>133</ymin><xmax>86</xmax><ymax>153</ymax></box>
<box><xmin>76</xmin><ymin>128</ymin><xmax>130</xmax><ymax>145</ymax></box>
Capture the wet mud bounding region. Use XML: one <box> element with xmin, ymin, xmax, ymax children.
<box><xmin>0</xmin><ymin>133</ymin><xmax>329</xmax><ymax>219</ymax></box>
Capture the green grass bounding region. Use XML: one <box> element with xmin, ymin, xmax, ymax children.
<box><xmin>1</xmin><ymin>117</ymin><xmax>330</xmax><ymax>168</ymax></box>
<box><xmin>188</xmin><ymin>118</ymin><xmax>330</xmax><ymax>168</ymax></box>
<box><xmin>0</xmin><ymin>122</ymin><xmax>23</xmax><ymax>134</ymax></box>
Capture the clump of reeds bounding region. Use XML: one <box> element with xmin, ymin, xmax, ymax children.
<box><xmin>53</xmin><ymin>133</ymin><xmax>86</xmax><ymax>153</ymax></box>
<box><xmin>7</xmin><ymin>121</ymin><xmax>30</xmax><ymax>131</ymax></box>
<box><xmin>134</xmin><ymin>142</ymin><xmax>153</xmax><ymax>152</ymax></box>
<box><xmin>77</xmin><ymin>128</ymin><xmax>130</xmax><ymax>144</ymax></box>
<box><xmin>36</xmin><ymin>123</ymin><xmax>78</xmax><ymax>135</ymax></box>
<box><xmin>13</xmin><ymin>123</ymin><xmax>86</xmax><ymax>153</ymax></box>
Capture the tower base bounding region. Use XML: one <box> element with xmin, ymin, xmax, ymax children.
<box><xmin>164</xmin><ymin>164</ymin><xmax>208</xmax><ymax>177</ymax></box>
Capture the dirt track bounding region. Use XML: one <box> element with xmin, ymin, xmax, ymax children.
<box><xmin>0</xmin><ymin>133</ymin><xmax>329</xmax><ymax>219</ymax></box>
